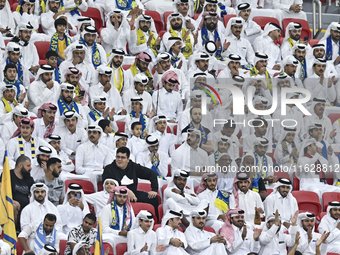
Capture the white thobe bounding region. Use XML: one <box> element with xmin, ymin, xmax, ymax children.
<box><xmin>226</xmin><ymin>224</ymin><xmax>260</xmax><ymax>255</ymax></box>
<box><xmin>84</xmin><ymin>190</ymin><xmax>109</xmax><ymax>215</ymax></box>
<box><xmin>11</xmin><ymin>37</ymin><xmax>39</xmax><ymax>68</ymax></box>
<box><xmin>264</xmin><ymin>192</ymin><xmax>298</xmax><ymax>223</ymax></box>
<box><xmin>136</xmin><ymin>150</ymin><xmax>170</xmax><ymax>179</ymax></box>
<box><xmin>122</xmin><ymin>88</ymin><xmax>152</xmax><ymax>115</ymax></box>
<box><xmin>195</xmin><ymin>29</ymin><xmax>226</xmax><ymax>52</ymax></box>
<box><xmin>253</xmin><ymin>35</ymin><xmax>281</xmax><ymax>69</ymax></box>
<box><xmin>303</xmin><ymin>114</ymin><xmax>334</xmax><ymax>144</ymax></box>
<box><xmin>0</xmin><ymin>5</ymin><xmax>15</xmax><ymax>32</ymax></box>
<box><xmin>128</xmin><ymin>136</ymin><xmax>146</xmax><ymax>159</ymax></box>
<box><xmin>281</xmin><ymin>39</ymin><xmax>312</xmax><ymax>60</ymax></box>
<box><xmin>156</xmin><ymin>225</ymin><xmax>189</xmax><ymax>255</ymax></box>
<box><xmin>150</xmin><ymin>130</ymin><xmax>176</xmax><ymax>157</ymax></box>
<box><xmin>101</xmin><ymin>25</ymin><xmax>130</xmax><ymax>54</ymax></box>
<box><xmin>320</xmin><ymin>37</ymin><xmax>340</xmax><ymax>63</ymax></box>
<box><xmin>152</xmin><ymin>88</ymin><xmax>183</xmax><ymax>121</ymax></box>
<box><xmin>304</xmin><ymin>74</ymin><xmax>336</xmax><ymax>106</ymax></box>
<box><xmin>40</xmin><ymin>10</ymin><xmax>77</xmax><ymax>36</ymax></box>
<box><xmin>127</xmin><ymin>227</ymin><xmax>159</xmax><ymax>255</ymax></box>
<box><xmin>108</xmin><ymin>65</ymin><xmax>131</xmax><ymax>93</ymax></box>
<box><xmin>85</xmin><ymin>44</ymin><xmax>108</xmax><ymax>67</ymax></box>
<box><xmin>129</xmin><ymin>29</ymin><xmax>159</xmax><ymax>59</ymax></box>
<box><xmin>318</xmin><ymin>214</ymin><xmax>340</xmax><ymax>253</ymax></box>
<box><xmin>0</xmin><ymin>240</ymin><xmax>11</xmax><ymax>255</ymax></box>
<box><xmin>272</xmin><ymin>0</ymin><xmax>307</xmax><ymax>22</ymax></box>
<box><xmin>223</xmin><ymin>34</ymin><xmax>255</xmax><ymax>66</ymax></box>
<box><xmin>0</xmin><ymin>121</ymin><xmax>17</xmax><ymax>144</ymax></box>
<box><xmin>295</xmin><ymin>227</ymin><xmax>328</xmax><ymax>255</ymax></box>
<box><xmin>32</xmin><ymin>118</ymin><xmax>53</xmax><ymax>141</ymax></box>
<box><xmin>241</xmin><ymin>19</ymin><xmax>262</xmax><ymax>46</ymax></box>
<box><xmin>59</xmin><ymin>60</ymin><xmax>97</xmax><ymax>88</ymax></box>
<box><xmin>57</xmin><ymin>203</ymin><xmax>89</xmax><ymax>235</ymax></box>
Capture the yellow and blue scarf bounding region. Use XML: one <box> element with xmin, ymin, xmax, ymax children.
<box><xmin>2</xmin><ymin>98</ymin><xmax>17</xmax><ymax>113</ymax></box>
<box><xmin>49</xmin><ymin>32</ymin><xmax>72</xmax><ymax>54</ymax></box>
<box><xmin>201</xmin><ymin>27</ymin><xmax>223</xmax><ymax>60</ymax></box>
<box><xmin>136</xmin><ymin>29</ymin><xmax>158</xmax><ymax>57</ymax></box>
<box><xmin>214</xmin><ymin>150</ymin><xmax>220</xmax><ymax>166</ymax></box>
<box><xmin>254</xmin><ymin>152</ymin><xmax>268</xmax><ymax>177</ymax></box>
<box><xmin>169</xmin><ymin>49</ymin><xmax>181</xmax><ymax>68</ymax></box>
<box><xmin>109</xmin><ymin>63</ymin><xmax>124</xmax><ymax>93</ymax></box>
<box><xmin>326</xmin><ymin>35</ymin><xmax>340</xmax><ymax>60</ymax></box>
<box><xmin>6</xmin><ymin>58</ymin><xmax>23</xmax><ymax>84</ymax></box>
<box><xmin>170</xmin><ymin>27</ymin><xmax>192</xmax><ymax>59</ymax></box>
<box><xmin>115</xmin><ymin>0</ymin><xmax>136</xmax><ymax>11</ymax></box>
<box><xmin>293</xmin><ymin>55</ymin><xmax>307</xmax><ymax>82</ymax></box>
<box><xmin>4</xmin><ymin>78</ymin><xmax>21</xmax><ymax>100</ymax></box>
<box><xmin>89</xmin><ymin>108</ymin><xmax>110</xmax><ymax>122</ymax></box>
<box><xmin>18</xmin><ymin>135</ymin><xmax>35</xmax><ymax>159</ymax></box>
<box><xmin>188</xmin><ymin>122</ymin><xmax>207</xmax><ymax>144</ymax></box>
<box><xmin>55</xmin><ymin>66</ymin><xmax>61</xmax><ymax>83</ymax></box>
<box><xmin>57</xmin><ymin>97</ymin><xmax>79</xmax><ymax>115</ymax></box>
<box><xmin>79</xmin><ymin>37</ymin><xmax>101</xmax><ymax>67</ymax></box>
<box><xmin>130</xmin><ymin>110</ymin><xmax>146</xmax><ymax>139</ymax></box>
<box><xmin>249</xmin><ymin>66</ymin><xmax>273</xmax><ymax>92</ymax></box>
<box><xmin>151</xmin><ymin>151</ymin><xmax>166</xmax><ymax>180</ymax></box>
<box><xmin>110</xmin><ymin>200</ymin><xmax>131</xmax><ymax>230</ymax></box>
<box><xmin>214</xmin><ymin>190</ymin><xmax>229</xmax><ymax>212</ymax></box>
<box><xmin>194</xmin><ymin>0</ymin><xmax>203</xmax><ymax>13</ymax></box>
<box><xmin>251</xmin><ymin>173</ymin><xmax>261</xmax><ymax>193</ymax></box>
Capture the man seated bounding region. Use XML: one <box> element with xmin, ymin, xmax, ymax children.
<box><xmin>99</xmin><ymin>186</ymin><xmax>135</xmax><ymax>255</ymax></box>
<box><xmin>197</xmin><ymin>173</ymin><xmax>230</xmax><ymax>233</ymax></box>
<box><xmin>64</xmin><ymin>213</ymin><xmax>97</xmax><ymax>255</ymax></box>
<box><xmin>209</xmin><ymin>136</ymin><xmax>236</xmax><ymax>166</ymax></box>
<box><xmin>237</xmin><ymin>3</ymin><xmax>261</xmax><ymax>45</ymax></box>
<box><xmin>32</xmin><ymin>103</ymin><xmax>57</xmax><ymax>140</ymax></box>
<box><xmin>30</xmin><ymin>146</ymin><xmax>53</xmax><ymax>181</ymax></box>
<box><xmin>220</xmin><ymin>208</ymin><xmax>261</xmax><ymax>254</ymax></box>
<box><xmin>273</xmin><ymin>0</ymin><xmax>307</xmax><ymax>23</ymax></box>
<box><xmin>320</xmin><ymin>22</ymin><xmax>340</xmax><ymax>66</ymax></box>
<box><xmin>36</xmin><ymin>156</ymin><xmax>65</xmax><ymax>206</ymax></box>
<box><xmin>0</xmin><ymin>84</ymin><xmax>21</xmax><ymax>120</ymax></box>
<box><xmin>106</xmin><ymin>49</ymin><xmax>129</xmax><ymax>94</ymax></box>
<box><xmin>18</xmin><ymin>213</ymin><xmax>61</xmax><ymax>254</ymax></box>
<box><xmin>57</xmin><ymin>183</ymin><xmax>90</xmax><ymax>235</ymax></box>
<box><xmin>156</xmin><ymin>209</ymin><xmax>189</xmax><ymax>255</ymax></box>
<box><xmin>318</xmin><ymin>201</ymin><xmax>340</xmax><ymax>254</ymax></box>
<box><xmin>98</xmin><ymin>119</ymin><xmax>115</xmax><ymax>153</ymax></box>
<box><xmin>20</xmin><ymin>183</ymin><xmax>63</xmax><ymax>233</ymax></box>
<box><xmin>112</xmin><ymin>133</ymin><xmax>133</xmax><ymax>161</ymax></box>
<box><xmin>184</xmin><ymin>209</ymin><xmax>227</xmax><ymax>255</ymax></box>
<box><xmin>102</xmin><ymin>147</ymin><xmax>159</xmax><ymax>217</ymax></box>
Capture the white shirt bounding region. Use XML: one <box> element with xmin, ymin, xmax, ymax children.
<box><xmin>0</xmin><ymin>121</ymin><xmax>17</xmax><ymax>144</ymax></box>
<box><xmin>85</xmin><ymin>190</ymin><xmax>109</xmax><ymax>215</ymax></box>
<box><xmin>59</xmin><ymin>60</ymin><xmax>97</xmax><ymax>88</ymax></box>
<box><xmin>304</xmin><ymin>74</ymin><xmax>336</xmax><ymax>106</ymax></box>
<box><xmin>152</xmin><ymin>87</ymin><xmax>183</xmax><ymax>121</ymax></box>
<box><xmin>11</xmin><ymin>38</ymin><xmax>39</xmax><ymax>69</ymax></box>
<box><xmin>128</xmin><ymin>136</ymin><xmax>146</xmax><ymax>159</ymax></box>
<box><xmin>223</xmin><ymin>34</ymin><xmax>255</xmax><ymax>66</ymax></box>
<box><xmin>101</xmin><ymin>24</ymin><xmax>130</xmax><ymax>54</ymax></box>
<box><xmin>122</xmin><ymin>88</ymin><xmax>152</xmax><ymax>115</ymax></box>
<box><xmin>156</xmin><ymin>225</ymin><xmax>189</xmax><ymax>255</ymax></box>
<box><xmin>129</xmin><ymin>28</ymin><xmax>159</xmax><ymax>59</ymax></box>
<box><xmin>226</xmin><ymin>224</ymin><xmax>260</xmax><ymax>255</ymax></box>
<box><xmin>150</xmin><ymin>130</ymin><xmax>176</xmax><ymax>157</ymax></box>
<box><xmin>57</xmin><ymin>202</ymin><xmax>89</xmax><ymax>235</ymax></box>
<box><xmin>136</xmin><ymin>149</ymin><xmax>171</xmax><ymax>179</ymax></box>
<box><xmin>295</xmin><ymin>227</ymin><xmax>327</xmax><ymax>255</ymax></box>
<box><xmin>40</xmin><ymin>10</ymin><xmax>77</xmax><ymax>36</ymax></box>
<box><xmin>253</xmin><ymin>35</ymin><xmax>281</xmax><ymax>69</ymax></box>
<box><xmin>0</xmin><ymin>240</ymin><xmax>11</xmax><ymax>255</ymax></box>
<box><xmin>32</xmin><ymin>118</ymin><xmax>54</xmax><ymax>141</ymax></box>
<box><xmin>318</xmin><ymin>214</ymin><xmax>340</xmax><ymax>253</ymax></box>
<box><xmin>127</xmin><ymin>227</ymin><xmax>159</xmax><ymax>255</ymax></box>
<box><xmin>281</xmin><ymin>39</ymin><xmax>312</xmax><ymax>60</ymax></box>
<box><xmin>20</xmin><ymin>200</ymin><xmax>63</xmax><ymax>232</ymax></box>
<box><xmin>273</xmin><ymin>0</ymin><xmax>303</xmax><ymax>12</ymax></box>
<box><xmin>75</xmin><ymin>141</ymin><xmax>113</xmax><ymax>174</ymax></box>
<box><xmin>241</xmin><ymin>19</ymin><xmax>262</xmax><ymax>45</ymax></box>
<box><xmin>84</xmin><ymin>43</ymin><xmax>107</xmax><ymax>67</ymax></box>
<box><xmin>320</xmin><ymin>37</ymin><xmax>340</xmax><ymax>62</ymax></box>
<box><xmin>303</xmin><ymin>114</ymin><xmax>334</xmax><ymax>144</ymax></box>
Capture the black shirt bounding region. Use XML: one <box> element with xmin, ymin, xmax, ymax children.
<box><xmin>102</xmin><ymin>160</ymin><xmax>158</xmax><ymax>193</ymax></box>
<box><xmin>0</xmin><ymin>170</ymin><xmax>34</xmax><ymax>210</ymax></box>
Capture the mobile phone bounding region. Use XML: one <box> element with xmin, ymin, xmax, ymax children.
<box><xmin>304</xmin><ymin>36</ymin><xmax>309</xmax><ymax>42</ymax></box>
<box><xmin>74</xmin><ymin>193</ymin><xmax>80</xmax><ymax>199</ymax></box>
<box><xmin>79</xmin><ymin>90</ymin><xmax>85</xmax><ymax>97</ymax></box>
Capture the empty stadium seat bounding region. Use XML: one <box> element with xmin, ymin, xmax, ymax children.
<box><xmin>116</xmin><ymin>243</ymin><xmax>127</xmax><ymax>255</ymax></box>
<box><xmin>131</xmin><ymin>202</ymin><xmax>157</xmax><ymax>222</ymax></box>
<box><xmin>282</xmin><ymin>18</ymin><xmax>311</xmax><ymax>41</ymax></box>
<box><xmin>34</xmin><ymin>41</ymin><xmax>50</xmax><ymax>60</ymax></box>
<box><xmin>291</xmin><ymin>191</ymin><xmax>321</xmax><ymax>218</ymax></box>
<box><xmin>328</xmin><ymin>113</ymin><xmax>340</xmax><ymax>124</ymax></box>
<box><xmin>145</xmin><ymin>10</ymin><xmax>163</xmax><ymax>32</ymax></box>
<box><xmin>64</xmin><ymin>179</ymin><xmax>95</xmax><ymax>194</ymax></box>
<box><xmin>116</xmin><ymin>121</ymin><xmax>125</xmax><ymax>133</ymax></box>
<box><xmin>11</xmin><ymin>2</ymin><xmax>18</xmax><ymax>11</ymax></box>
<box><xmin>80</xmin><ymin>7</ymin><xmax>104</xmax><ymax>31</ymax></box>
<box><xmin>309</xmin><ymin>39</ymin><xmax>320</xmax><ymax>47</ymax></box>
<box><xmin>253</xmin><ymin>16</ymin><xmax>280</xmax><ymax>31</ymax></box>
<box><xmin>275</xmin><ymin>171</ymin><xmax>290</xmax><ymax>181</ymax></box>
<box><xmin>204</xmin><ymin>226</ymin><xmax>216</xmax><ymax>233</ymax></box>
<box><xmin>163</xmin><ymin>11</ymin><xmax>174</xmax><ymax>29</ymax></box>
<box><xmin>322</xmin><ymin>192</ymin><xmax>340</xmax><ymax>212</ymax></box>
<box><xmin>267</xmin><ymin>189</ymin><xmax>273</xmax><ymax>195</ymax></box>
<box><xmin>158</xmin><ymin>30</ymin><xmax>167</xmax><ymax>38</ymax></box>
<box><xmin>293</xmin><ymin>172</ymin><xmax>299</xmax><ymax>190</ymax></box>
<box><xmin>223</xmin><ymin>14</ymin><xmax>236</xmax><ymax>27</ymax></box>
<box><xmin>122</xmin><ymin>65</ymin><xmax>131</xmax><ymax>70</ymax></box>
<box><xmin>194</xmin><ymin>13</ymin><xmax>200</xmax><ymax>20</ymax></box>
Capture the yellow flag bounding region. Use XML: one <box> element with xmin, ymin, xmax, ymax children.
<box><xmin>94</xmin><ymin>217</ymin><xmax>104</xmax><ymax>255</ymax></box>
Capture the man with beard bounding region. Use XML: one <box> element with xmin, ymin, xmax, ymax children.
<box><xmin>0</xmin><ymin>84</ymin><xmax>21</xmax><ymax>120</ymax></box>
<box><xmin>106</xmin><ymin>49</ymin><xmax>129</xmax><ymax>95</ymax></box>
<box><xmin>264</xmin><ymin>178</ymin><xmax>298</xmax><ymax>228</ymax></box>
<box><xmin>304</xmin><ymin>58</ymin><xmax>336</xmax><ymax>106</ymax></box>
<box><xmin>173</xmin><ymin>0</ymin><xmax>197</xmax><ymax>31</ymax></box>
<box><xmin>295</xmin><ymin>212</ymin><xmax>329</xmax><ymax>254</ymax></box>
<box><xmin>184</xmin><ymin>209</ymin><xmax>228</xmax><ymax>254</ymax></box>
<box><xmin>64</xmin><ymin>67</ymin><xmax>89</xmax><ymax>107</ymax></box>
<box><xmin>57</xmin><ymin>83</ymin><xmax>88</xmax><ymax>128</ymax></box>
<box><xmin>237</xmin><ymin>3</ymin><xmax>261</xmax><ymax>45</ymax></box>
<box><xmin>40</xmin><ymin>0</ymin><xmax>77</xmax><ymax>36</ymax></box>
<box><xmin>32</xmin><ymin>103</ymin><xmax>57</xmax><ymax>140</ymax></box>
<box><xmin>27</xmin><ymin>65</ymin><xmax>61</xmax><ymax>114</ymax></box>
<box><xmin>209</xmin><ymin>136</ymin><xmax>233</xmax><ymax>166</ymax></box>
<box><xmin>0</xmin><ymin>155</ymin><xmax>34</xmax><ymax>228</ymax></box>
<box><xmin>320</xmin><ymin>22</ymin><xmax>340</xmax><ymax>65</ymax></box>
<box><xmin>37</xmin><ymin>157</ymin><xmax>65</xmax><ymax>206</ymax></box>
<box><xmin>1</xmin><ymin>105</ymin><xmax>29</xmax><ymax>143</ymax></box>
<box><xmin>31</xmin><ymin>146</ymin><xmax>53</xmax><ymax>181</ymax></box>
<box><xmin>318</xmin><ymin>201</ymin><xmax>340</xmax><ymax>253</ymax></box>
<box><xmin>279</xmin><ymin>55</ymin><xmax>304</xmax><ymax>88</ymax></box>
<box><xmin>20</xmin><ymin>183</ymin><xmax>63</xmax><ymax>233</ymax></box>
<box><xmin>0</xmin><ymin>0</ymin><xmax>15</xmax><ymax>36</ymax></box>
<box><xmin>163</xmin><ymin>13</ymin><xmax>195</xmax><ymax>60</ymax></box>
<box><xmin>129</xmin><ymin>14</ymin><xmax>161</xmax><ymax>59</ymax></box>
<box><xmin>186</xmin><ymin>53</ymin><xmax>214</xmax><ymax>86</ymax></box>
<box><xmin>292</xmin><ymin>44</ymin><xmax>309</xmax><ymax>82</ymax></box>
<box><xmin>217</xmin><ymin>54</ymin><xmax>249</xmax><ymax>79</ymax></box>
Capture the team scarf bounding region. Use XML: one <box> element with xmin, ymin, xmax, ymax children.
<box><xmin>38</xmin><ymin>0</ymin><xmax>65</xmax><ymax>13</ymax></box>
<box><xmin>2</xmin><ymin>98</ymin><xmax>17</xmax><ymax>113</ymax></box>
<box><xmin>34</xmin><ymin>222</ymin><xmax>56</xmax><ymax>254</ymax></box>
<box><xmin>214</xmin><ymin>150</ymin><xmax>220</xmax><ymax>166</ymax></box>
<box><xmin>287</xmin><ymin>38</ymin><xmax>302</xmax><ymax>49</ymax></box>
<box><xmin>214</xmin><ymin>190</ymin><xmax>229</xmax><ymax>212</ymax></box>
<box><xmin>249</xmin><ymin>66</ymin><xmax>273</xmax><ymax>92</ymax></box>
<box><xmin>251</xmin><ymin>173</ymin><xmax>261</xmax><ymax>193</ymax></box>
<box><xmin>188</xmin><ymin>122</ymin><xmax>207</xmax><ymax>144</ymax></box>
<box><xmin>6</xmin><ymin>58</ymin><xmax>24</xmax><ymax>84</ymax></box>
<box><xmin>57</xmin><ymin>97</ymin><xmax>79</xmax><ymax>115</ymax></box>
<box><xmin>321</xmin><ymin>140</ymin><xmax>328</xmax><ymax>160</ymax></box>
<box><xmin>170</xmin><ymin>27</ymin><xmax>192</xmax><ymax>59</ymax></box>
<box><xmin>18</xmin><ymin>135</ymin><xmax>35</xmax><ymax>158</ymax></box>
<box><xmin>218</xmin><ymin>2</ymin><xmax>228</xmax><ymax>19</ymax></box>
<box><xmin>130</xmin><ymin>62</ymin><xmax>152</xmax><ymax>80</ymax></box>
<box><xmin>201</xmin><ymin>27</ymin><xmax>223</xmax><ymax>60</ymax></box>
<box><xmin>293</xmin><ymin>55</ymin><xmax>307</xmax><ymax>82</ymax></box>
<box><xmin>136</xmin><ymin>28</ymin><xmax>158</xmax><ymax>56</ymax></box>
<box><xmin>55</xmin><ymin>66</ymin><xmax>61</xmax><ymax>84</ymax></box>
<box><xmin>130</xmin><ymin>110</ymin><xmax>146</xmax><ymax>139</ymax></box>
<box><xmin>115</xmin><ymin>0</ymin><xmax>137</xmax><ymax>11</ymax></box>
<box><xmin>49</xmin><ymin>33</ymin><xmax>72</xmax><ymax>54</ymax></box>
<box><xmin>281</xmin><ymin>140</ymin><xmax>297</xmax><ymax>165</ymax></box>
<box><xmin>151</xmin><ymin>151</ymin><xmax>166</xmax><ymax>180</ymax></box>
<box><xmin>79</xmin><ymin>37</ymin><xmax>101</xmax><ymax>67</ymax></box>
<box><xmin>4</xmin><ymin>77</ymin><xmax>22</xmax><ymax>100</ymax></box>
<box><xmin>326</xmin><ymin>35</ymin><xmax>340</xmax><ymax>61</ymax></box>
<box><xmin>110</xmin><ymin>200</ymin><xmax>131</xmax><ymax>230</ymax></box>
<box><xmin>169</xmin><ymin>49</ymin><xmax>181</xmax><ymax>68</ymax></box>
<box><xmin>254</xmin><ymin>152</ymin><xmax>268</xmax><ymax>178</ymax></box>
<box><xmin>89</xmin><ymin>108</ymin><xmax>110</xmax><ymax>122</ymax></box>
<box><xmin>109</xmin><ymin>63</ymin><xmax>124</xmax><ymax>93</ymax></box>
<box><xmin>73</xmin><ymin>85</ymin><xmax>84</xmax><ymax>104</ymax></box>
<box><xmin>194</xmin><ymin>0</ymin><xmax>203</xmax><ymax>13</ymax></box>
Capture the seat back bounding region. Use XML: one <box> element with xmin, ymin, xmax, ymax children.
<box><xmin>34</xmin><ymin>41</ymin><xmax>51</xmax><ymax>60</ymax></box>
<box><xmin>328</xmin><ymin>113</ymin><xmax>340</xmax><ymax>124</ymax></box>
<box><xmin>116</xmin><ymin>243</ymin><xmax>127</xmax><ymax>255</ymax></box>
<box><xmin>163</xmin><ymin>11</ymin><xmax>174</xmax><ymax>29</ymax></box>
<box><xmin>282</xmin><ymin>18</ymin><xmax>311</xmax><ymax>41</ymax></box>
<box><xmin>116</xmin><ymin>121</ymin><xmax>125</xmax><ymax>133</ymax></box>
<box><xmin>322</xmin><ymin>192</ymin><xmax>340</xmax><ymax>211</ymax></box>
<box><xmin>145</xmin><ymin>10</ymin><xmax>164</xmax><ymax>32</ymax></box>
<box><xmin>80</xmin><ymin>7</ymin><xmax>104</xmax><ymax>31</ymax></box>
<box><xmin>64</xmin><ymin>179</ymin><xmax>95</xmax><ymax>194</ymax></box>
<box><xmin>292</xmin><ymin>191</ymin><xmax>321</xmax><ymax>217</ymax></box>
<box><xmin>59</xmin><ymin>240</ymin><xmax>67</xmax><ymax>255</ymax></box>
<box><xmin>131</xmin><ymin>202</ymin><xmax>157</xmax><ymax>222</ymax></box>
<box><xmin>253</xmin><ymin>16</ymin><xmax>280</xmax><ymax>30</ymax></box>
<box><xmin>223</xmin><ymin>14</ymin><xmax>236</xmax><ymax>27</ymax></box>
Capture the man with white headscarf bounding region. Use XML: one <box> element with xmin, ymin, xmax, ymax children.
<box><xmin>78</xmin><ymin>26</ymin><xmax>107</xmax><ymax>68</ymax></box>
<box><xmin>264</xmin><ymin>178</ymin><xmax>298</xmax><ymax>228</ymax></box>
<box><xmin>273</xmin><ymin>0</ymin><xmax>306</xmax><ymax>23</ymax></box>
<box><xmin>0</xmin><ymin>0</ymin><xmax>15</xmax><ymax>36</ymax></box>
<box><xmin>59</xmin><ymin>43</ymin><xmax>97</xmax><ymax>87</ymax></box>
<box><xmin>217</xmin><ymin>54</ymin><xmax>248</xmax><ymax>79</ymax></box>
<box><xmin>223</xmin><ymin>17</ymin><xmax>255</xmax><ymax>66</ymax></box>
<box><xmin>57</xmin><ymin>183</ymin><xmax>90</xmax><ymax>235</ymax></box>
<box><xmin>20</xmin><ymin>183</ymin><xmax>63</xmax><ymax>234</ymax></box>
<box><xmin>72</xmin><ymin>17</ymin><xmax>95</xmax><ymax>42</ymax></box>
<box><xmin>129</xmin><ymin>14</ymin><xmax>160</xmax><ymax>59</ymax></box>
<box><xmin>292</xmin><ymin>43</ymin><xmax>309</xmax><ymax>82</ymax></box>
<box><xmin>163</xmin><ymin>13</ymin><xmax>195</xmax><ymax>60</ymax></box>
<box><xmin>320</xmin><ymin>22</ymin><xmax>340</xmax><ymax>65</ymax></box>
<box><xmin>61</xmin><ymin>0</ymin><xmax>88</xmax><ymax>25</ymax></box>
<box><xmin>163</xmin><ymin>36</ymin><xmax>188</xmax><ymax>73</ymax></box>
<box><xmin>30</xmin><ymin>145</ymin><xmax>54</xmax><ymax>181</ymax></box>
<box><xmin>27</xmin><ymin>64</ymin><xmax>60</xmax><ymax>114</ymax></box>
<box><xmin>101</xmin><ymin>10</ymin><xmax>131</xmax><ymax>54</ymax></box>
<box><xmin>318</xmin><ymin>201</ymin><xmax>340</xmax><ymax>253</ymax></box>
<box><xmin>237</xmin><ymin>3</ymin><xmax>261</xmax><ymax>45</ymax></box>
<box><xmin>184</xmin><ymin>208</ymin><xmax>228</xmax><ymax>255</ymax></box>
<box><xmin>253</xmin><ymin>22</ymin><xmax>281</xmax><ymax>69</ymax></box>
<box><xmin>280</xmin><ymin>55</ymin><xmax>304</xmax><ymax>88</ymax></box>
<box><xmin>295</xmin><ymin>212</ymin><xmax>329</xmax><ymax>254</ymax></box>
<box><xmin>0</xmin><ymin>84</ymin><xmax>21</xmax><ymax>120</ymax></box>
<box><xmin>209</xmin><ymin>135</ymin><xmax>238</xmax><ymax>165</ymax></box>
<box><xmin>38</xmin><ymin>244</ymin><xmax>58</xmax><ymax>255</ymax></box>
<box><xmin>104</xmin><ymin>0</ymin><xmax>143</xmax><ymax>17</ymax></box>
<box><xmin>173</xmin><ymin>0</ymin><xmax>197</xmax><ymax>30</ymax></box>
<box><xmin>281</xmin><ymin>22</ymin><xmax>310</xmax><ymax>60</ymax></box>
<box><xmin>156</xmin><ymin>209</ymin><xmax>189</xmax><ymax>255</ymax></box>
<box><xmin>259</xmin><ymin>210</ymin><xmax>298</xmax><ymax>255</ymax></box>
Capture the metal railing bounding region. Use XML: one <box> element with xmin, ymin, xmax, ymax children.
<box><xmin>312</xmin><ymin>0</ymin><xmax>322</xmax><ymax>38</ymax></box>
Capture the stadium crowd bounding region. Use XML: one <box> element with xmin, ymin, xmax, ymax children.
<box><xmin>1</xmin><ymin>0</ymin><xmax>340</xmax><ymax>254</ymax></box>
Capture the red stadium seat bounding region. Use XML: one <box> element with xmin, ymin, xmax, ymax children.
<box><xmin>97</xmin><ymin>181</ymin><xmax>103</xmax><ymax>191</ymax></box>
<box><xmin>34</xmin><ymin>41</ymin><xmax>50</xmax><ymax>60</ymax></box>
<box><xmin>145</xmin><ymin>10</ymin><xmax>164</xmax><ymax>32</ymax></box>
<box><xmin>204</xmin><ymin>226</ymin><xmax>215</xmax><ymax>233</ymax></box>
<box><xmin>90</xmin><ymin>243</ymin><xmax>113</xmax><ymax>255</ymax></box>
<box><xmin>319</xmin><ymin>211</ymin><xmax>327</xmax><ymax>220</ymax></box>
<box><xmin>153</xmin><ymin>223</ymin><xmax>161</xmax><ymax>231</ymax></box>
<box><xmin>194</xmin><ymin>13</ymin><xmax>200</xmax><ymax>20</ymax></box>
<box><xmin>158</xmin><ymin>30</ymin><xmax>166</xmax><ymax>38</ymax></box>
<box><xmin>11</xmin><ymin>2</ymin><xmax>18</xmax><ymax>11</ymax></box>
<box><xmin>167</xmin><ymin>164</ymin><xmax>171</xmax><ymax>177</ymax></box>
<box><xmin>326</xmin><ymin>172</ymin><xmax>334</xmax><ymax>186</ymax></box>
<box><xmin>80</xmin><ymin>7</ymin><xmax>104</xmax><ymax>31</ymax></box>
<box><xmin>158</xmin><ymin>204</ymin><xmax>163</xmax><ymax>221</ymax></box>
<box><xmin>293</xmin><ymin>172</ymin><xmax>299</xmax><ymax>190</ymax></box>
<box><xmin>122</xmin><ymin>65</ymin><xmax>131</xmax><ymax>70</ymax></box>
<box><xmin>131</xmin><ymin>202</ymin><xmax>157</xmax><ymax>222</ymax></box>
<box><xmin>64</xmin><ymin>179</ymin><xmax>95</xmax><ymax>194</ymax></box>
<box><xmin>194</xmin><ymin>186</ymin><xmax>198</xmax><ymax>194</ymax></box>
<box><xmin>166</xmin><ymin>126</ymin><xmax>171</xmax><ymax>133</ymax></box>
<box><xmin>8</xmin><ymin>0</ymin><xmax>16</xmax><ymax>6</ymax></box>
<box><xmin>275</xmin><ymin>171</ymin><xmax>290</xmax><ymax>181</ymax></box>
<box><xmin>327</xmin><ymin>253</ymin><xmax>339</xmax><ymax>255</ymax></box>
<box><xmin>4</xmin><ymin>39</ymin><xmax>10</xmax><ymax>46</ymax></box>
<box><xmin>116</xmin><ymin>243</ymin><xmax>127</xmax><ymax>255</ymax></box>
<box><xmin>17</xmin><ymin>239</ymin><xmax>23</xmax><ymax>255</ymax></box>
<box><xmin>163</xmin><ymin>11</ymin><xmax>174</xmax><ymax>30</ymax></box>
<box><xmin>253</xmin><ymin>16</ymin><xmax>280</xmax><ymax>31</ymax></box>
<box><xmin>39</xmin><ymin>60</ymin><xmax>47</xmax><ymax>65</ymax></box>
<box><xmin>175</xmin><ymin>144</ymin><xmax>181</xmax><ymax>149</ymax></box>
<box><xmin>291</xmin><ymin>191</ymin><xmax>321</xmax><ymax>218</ymax></box>
<box><xmin>162</xmin><ymin>184</ymin><xmax>168</xmax><ymax>197</ymax></box>
<box><xmin>239</xmin><ymin>147</ymin><xmax>243</xmax><ymax>158</ymax></box>
<box><xmin>138</xmin><ymin>183</ymin><xmax>152</xmax><ymax>192</ymax></box>
<box><xmin>267</xmin><ymin>189</ymin><xmax>273</xmax><ymax>195</ymax></box>
<box><xmin>309</xmin><ymin>39</ymin><xmax>320</xmax><ymax>47</ymax></box>
<box><xmin>274</xmin><ymin>36</ymin><xmax>284</xmax><ymax>46</ymax></box>
<box><xmin>173</xmin><ymin>125</ymin><xmax>178</xmax><ymax>135</ymax></box>
<box><xmin>223</xmin><ymin>14</ymin><xmax>236</xmax><ymax>27</ymax></box>
<box><xmin>282</xmin><ymin>18</ymin><xmax>311</xmax><ymax>41</ymax></box>
<box><xmin>328</xmin><ymin>113</ymin><xmax>340</xmax><ymax>124</ymax></box>
<box><xmin>116</xmin><ymin>121</ymin><xmax>125</xmax><ymax>133</ymax></box>
<box><xmin>322</xmin><ymin>192</ymin><xmax>340</xmax><ymax>212</ymax></box>
<box><xmin>268</xmin><ymin>150</ymin><xmax>275</xmax><ymax>163</ymax></box>
<box><xmin>59</xmin><ymin>240</ymin><xmax>67</xmax><ymax>255</ymax></box>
